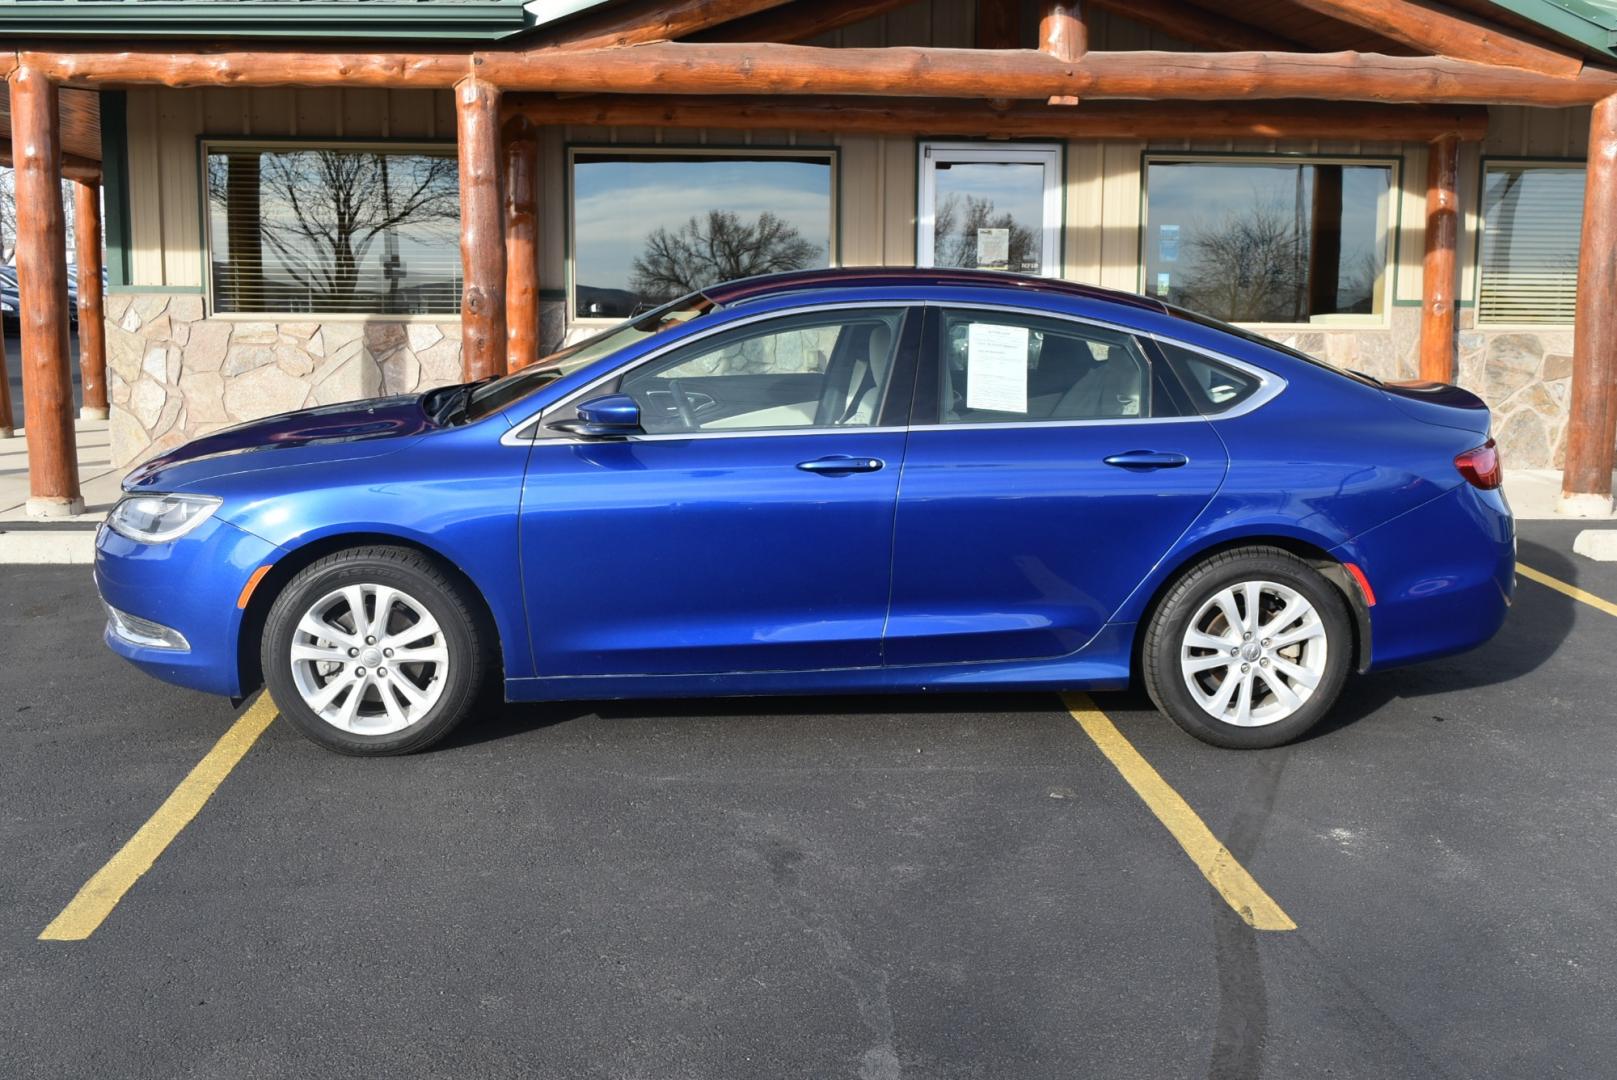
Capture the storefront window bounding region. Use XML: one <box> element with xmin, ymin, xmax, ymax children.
<box><xmin>1143</xmin><ymin>158</ymin><xmax>1394</xmax><ymax>324</ymax></box>
<box><xmin>206</xmin><ymin>143</ymin><xmax>460</xmax><ymax>316</ymax></box>
<box><xmin>570</xmin><ymin>149</ymin><xmax>836</xmax><ymax>320</ymax></box>
<box><xmin>1478</xmin><ymin>162</ymin><xmax>1583</xmax><ymax>325</ymax></box>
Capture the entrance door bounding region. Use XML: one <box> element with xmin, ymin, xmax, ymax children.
<box><xmin>520</xmin><ymin>306</ymin><xmax>918</xmax><ymax>677</ymax></box>
<box><xmin>917</xmin><ymin>142</ymin><xmax>1063</xmax><ymax>277</ymax></box>
<box><xmin>884</xmin><ymin>306</ymin><xmax>1229</xmax><ymax>666</ymax></box>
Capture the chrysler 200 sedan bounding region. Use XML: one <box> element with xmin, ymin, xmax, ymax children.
<box><xmin>96</xmin><ymin>269</ymin><xmax>1514</xmax><ymax>755</ymax></box>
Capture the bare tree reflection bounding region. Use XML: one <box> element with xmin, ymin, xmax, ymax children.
<box><xmin>1176</xmin><ymin>198</ymin><xmax>1306</xmax><ymax>323</ymax></box>
<box><xmin>932</xmin><ymin>193</ymin><xmax>1037</xmax><ymax>272</ymax></box>
<box><xmin>207</xmin><ymin>150</ymin><xmax>458</xmax><ymax>314</ymax></box>
<box><xmin>630</xmin><ymin>210</ymin><xmax>819</xmax><ymax>304</ymax></box>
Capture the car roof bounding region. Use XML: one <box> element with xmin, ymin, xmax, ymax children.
<box><xmin>704</xmin><ymin>267</ymin><xmax>1170</xmax><ymax>314</ymax></box>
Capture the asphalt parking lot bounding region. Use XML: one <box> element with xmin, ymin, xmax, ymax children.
<box><xmin>2</xmin><ymin>520</ymin><xmax>1614</xmax><ymax>1079</ymax></box>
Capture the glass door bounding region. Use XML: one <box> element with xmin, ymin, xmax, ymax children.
<box><xmin>917</xmin><ymin>142</ymin><xmax>1062</xmax><ymax>277</ymax></box>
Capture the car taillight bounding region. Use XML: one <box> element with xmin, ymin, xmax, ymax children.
<box><xmin>1455</xmin><ymin>439</ymin><xmax>1502</xmax><ymax>490</ymax></box>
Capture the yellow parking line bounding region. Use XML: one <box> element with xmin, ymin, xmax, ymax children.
<box><xmin>1518</xmin><ymin>564</ymin><xmax>1617</xmax><ymax>618</ymax></box>
<box><xmin>38</xmin><ymin>694</ymin><xmax>278</xmax><ymax>942</ymax></box>
<box><xmin>1063</xmin><ymin>693</ymin><xmax>1296</xmax><ymax>932</ymax></box>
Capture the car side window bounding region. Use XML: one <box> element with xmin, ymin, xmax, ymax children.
<box><xmin>617</xmin><ymin>309</ymin><xmax>907</xmax><ymax>435</ymax></box>
<box><xmin>1155</xmin><ymin>340</ymin><xmax>1264</xmax><ymax>416</ymax></box>
<box><xmin>934</xmin><ymin>309</ymin><xmax>1156</xmax><ymax>424</ymax></box>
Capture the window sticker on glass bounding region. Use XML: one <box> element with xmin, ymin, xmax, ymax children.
<box><xmin>965</xmin><ymin>322</ymin><xmax>1029</xmax><ymax>413</ymax></box>
<box><xmin>976</xmin><ymin>227</ymin><xmax>1010</xmax><ymax>270</ymax></box>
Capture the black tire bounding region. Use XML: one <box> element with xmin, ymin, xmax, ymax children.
<box><xmin>1142</xmin><ymin>546</ymin><xmax>1352</xmax><ymax>749</ymax></box>
<box><xmin>261</xmin><ymin>545</ymin><xmax>487</xmax><ymax>756</ymax></box>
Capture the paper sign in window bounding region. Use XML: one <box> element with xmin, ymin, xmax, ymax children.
<box><xmin>966</xmin><ymin>322</ymin><xmax>1029</xmax><ymax>413</ymax></box>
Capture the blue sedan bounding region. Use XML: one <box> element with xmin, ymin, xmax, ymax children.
<box><xmin>96</xmin><ymin>269</ymin><xmax>1514</xmax><ymax>754</ymax></box>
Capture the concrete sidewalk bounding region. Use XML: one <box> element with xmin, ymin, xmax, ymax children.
<box><xmin>0</xmin><ymin>419</ymin><xmax>121</xmax><ymax>563</ymax></box>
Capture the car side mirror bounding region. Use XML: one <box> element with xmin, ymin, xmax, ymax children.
<box><xmin>548</xmin><ymin>393</ymin><xmax>643</xmax><ymax>437</ymax></box>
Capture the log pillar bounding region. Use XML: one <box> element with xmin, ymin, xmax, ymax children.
<box><xmin>1418</xmin><ymin>134</ymin><xmax>1460</xmax><ymax>384</ymax></box>
<box><xmin>1560</xmin><ymin>95</ymin><xmax>1617</xmax><ymax>515</ymax></box>
<box><xmin>503</xmin><ymin>117</ymin><xmax>539</xmax><ymax>373</ymax></box>
<box><xmin>456</xmin><ymin>76</ymin><xmax>507</xmax><ymax>382</ymax></box>
<box><xmin>74</xmin><ymin>178</ymin><xmax>109</xmax><ymax>420</ymax></box>
<box><xmin>7</xmin><ymin>66</ymin><xmax>83</xmax><ymax>517</ymax></box>
<box><xmin>1039</xmin><ymin>2</ymin><xmax>1086</xmax><ymax>105</ymax></box>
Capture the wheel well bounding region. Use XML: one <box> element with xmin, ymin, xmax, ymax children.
<box><xmin>1131</xmin><ymin>536</ymin><xmax>1371</xmax><ymax>677</ymax></box>
<box><xmin>235</xmin><ymin>533</ymin><xmax>504</xmax><ymax>698</ymax></box>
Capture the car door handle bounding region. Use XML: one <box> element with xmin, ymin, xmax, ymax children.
<box><xmin>1103</xmin><ymin>450</ymin><xmax>1189</xmax><ymax>469</ymax></box>
<box><xmin>797</xmin><ymin>455</ymin><xmax>885</xmax><ymax>474</ymax></box>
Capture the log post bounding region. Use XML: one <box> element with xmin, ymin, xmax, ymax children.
<box><xmin>1418</xmin><ymin>133</ymin><xmax>1460</xmax><ymax>384</ymax></box>
<box><xmin>456</xmin><ymin>76</ymin><xmax>507</xmax><ymax>382</ymax></box>
<box><xmin>73</xmin><ymin>177</ymin><xmax>109</xmax><ymax>420</ymax></box>
<box><xmin>1560</xmin><ymin>95</ymin><xmax>1617</xmax><ymax>516</ymax></box>
<box><xmin>503</xmin><ymin>116</ymin><xmax>539</xmax><ymax>373</ymax></box>
<box><xmin>1039</xmin><ymin>2</ymin><xmax>1085</xmax><ymax>105</ymax></box>
<box><xmin>7</xmin><ymin>66</ymin><xmax>83</xmax><ymax>517</ymax></box>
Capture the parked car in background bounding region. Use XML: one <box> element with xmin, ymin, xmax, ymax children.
<box><xmin>0</xmin><ymin>264</ymin><xmax>100</xmax><ymax>327</ymax></box>
<box><xmin>94</xmin><ymin>269</ymin><xmax>1514</xmax><ymax>755</ymax></box>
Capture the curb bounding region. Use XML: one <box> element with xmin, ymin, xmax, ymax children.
<box><xmin>0</xmin><ymin>529</ymin><xmax>98</xmax><ymax>564</ymax></box>
<box><xmin>1573</xmin><ymin>529</ymin><xmax>1617</xmax><ymax>563</ymax></box>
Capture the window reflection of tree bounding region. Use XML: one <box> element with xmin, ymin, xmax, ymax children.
<box><xmin>630</xmin><ymin>209</ymin><xmax>819</xmax><ymax>306</ymax></box>
<box><xmin>208</xmin><ymin>150</ymin><xmax>458</xmax><ymax>314</ymax></box>
<box><xmin>932</xmin><ymin>193</ymin><xmax>1037</xmax><ymax>272</ymax></box>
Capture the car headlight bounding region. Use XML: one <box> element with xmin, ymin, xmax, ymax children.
<box><xmin>106</xmin><ymin>493</ymin><xmax>222</xmax><ymax>544</ymax></box>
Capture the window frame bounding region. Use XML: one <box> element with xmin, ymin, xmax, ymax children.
<box><xmin>1473</xmin><ymin>156</ymin><xmax>1585</xmax><ymax>329</ymax></box>
<box><xmin>908</xmin><ymin>302</ymin><xmax>1286</xmax><ymax>431</ymax></box>
<box><xmin>565</xmin><ymin>143</ymin><xmax>841</xmax><ymax>329</ymax></box>
<box><xmin>916</xmin><ymin>141</ymin><xmax>1064</xmax><ymax>278</ymax></box>
<box><xmin>1138</xmin><ymin>152</ymin><xmax>1401</xmax><ymax>331</ymax></box>
<box><xmin>200</xmin><ymin>137</ymin><xmax>461</xmax><ymax>322</ymax></box>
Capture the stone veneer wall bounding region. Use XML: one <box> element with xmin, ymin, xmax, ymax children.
<box><xmin>1263</xmin><ymin>307</ymin><xmax>1576</xmax><ymax>470</ymax></box>
<box><xmin>108</xmin><ymin>296</ymin><xmax>1578</xmax><ymax>471</ymax></box>
<box><xmin>105</xmin><ymin>292</ymin><xmax>463</xmax><ymax>467</ymax></box>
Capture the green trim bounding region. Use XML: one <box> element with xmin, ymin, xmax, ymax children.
<box><xmin>538</xmin><ymin>288</ymin><xmax>568</xmax><ymax>302</ymax></box>
<box><xmin>1137</xmin><ymin>148</ymin><xmax>1404</xmax><ymax>328</ymax></box>
<box><xmin>99</xmin><ymin>92</ymin><xmax>133</xmax><ymax>290</ymax></box>
<box><xmin>0</xmin><ymin>1</ymin><xmax>532</xmax><ymax>40</ymax></box>
<box><xmin>108</xmin><ymin>285</ymin><xmax>206</xmax><ymax>295</ymax></box>
<box><xmin>1484</xmin><ymin>0</ymin><xmax>1617</xmax><ymax>55</ymax></box>
<box><xmin>563</xmin><ymin>142</ymin><xmax>843</xmax><ymax>323</ymax></box>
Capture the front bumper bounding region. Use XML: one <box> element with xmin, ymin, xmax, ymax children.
<box><xmin>95</xmin><ymin>515</ymin><xmax>285</xmax><ymax>697</ymax></box>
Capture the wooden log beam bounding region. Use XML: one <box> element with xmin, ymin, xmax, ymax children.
<box><xmin>0</xmin><ymin>148</ymin><xmax>100</xmax><ymax>180</ymax></box>
<box><xmin>1418</xmin><ymin>134</ymin><xmax>1460</xmax><ymax>383</ymax></box>
<box><xmin>977</xmin><ymin>0</ymin><xmax>1021</xmax><ymax>49</ymax></box>
<box><xmin>1040</xmin><ymin>1</ymin><xmax>1085</xmax><ymax>105</ymax></box>
<box><xmin>6</xmin><ymin>66</ymin><xmax>82</xmax><ymax>516</ymax></box>
<box><xmin>503</xmin><ymin>94</ymin><xmax>1490</xmax><ymax>142</ymax></box>
<box><xmin>1282</xmin><ymin>0</ymin><xmax>1583</xmax><ymax>78</ymax></box>
<box><xmin>502</xmin><ymin>116</ymin><xmax>539</xmax><ymax>375</ymax></box>
<box><xmin>686</xmin><ymin>0</ymin><xmax>917</xmax><ymax>43</ymax></box>
<box><xmin>23</xmin><ymin>44</ymin><xmax>1617</xmax><ymax>106</ymax></box>
<box><xmin>1560</xmin><ymin>94</ymin><xmax>1617</xmax><ymax>513</ymax></box>
<box><xmin>532</xmin><ymin>0</ymin><xmax>796</xmax><ymax>50</ymax></box>
<box><xmin>73</xmin><ymin>176</ymin><xmax>108</xmax><ymax>420</ymax></box>
<box><xmin>1086</xmin><ymin>0</ymin><xmax>1300</xmax><ymax>52</ymax></box>
<box><xmin>456</xmin><ymin>76</ymin><xmax>506</xmax><ymax>383</ymax></box>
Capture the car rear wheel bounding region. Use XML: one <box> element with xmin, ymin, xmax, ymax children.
<box><xmin>262</xmin><ymin>546</ymin><xmax>486</xmax><ymax>756</ymax></box>
<box><xmin>1143</xmin><ymin>547</ymin><xmax>1352</xmax><ymax>749</ymax></box>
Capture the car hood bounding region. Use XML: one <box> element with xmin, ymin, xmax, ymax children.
<box><xmin>124</xmin><ymin>395</ymin><xmax>439</xmax><ymax>492</ymax></box>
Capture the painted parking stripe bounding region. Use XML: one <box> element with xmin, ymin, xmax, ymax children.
<box><xmin>1064</xmin><ymin>693</ymin><xmax>1296</xmax><ymax>932</ymax></box>
<box><xmin>38</xmin><ymin>694</ymin><xmax>278</xmax><ymax>942</ymax></box>
<box><xmin>1517</xmin><ymin>564</ymin><xmax>1617</xmax><ymax>618</ymax></box>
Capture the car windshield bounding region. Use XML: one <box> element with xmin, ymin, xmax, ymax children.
<box><xmin>462</xmin><ymin>294</ymin><xmax>718</xmax><ymax>422</ymax></box>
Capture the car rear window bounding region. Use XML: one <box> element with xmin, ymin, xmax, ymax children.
<box><xmin>1156</xmin><ymin>341</ymin><xmax>1263</xmax><ymax>416</ymax></box>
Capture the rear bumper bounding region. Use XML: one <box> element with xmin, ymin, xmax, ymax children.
<box><xmin>95</xmin><ymin>516</ymin><xmax>284</xmax><ymax>697</ymax></box>
<box><xmin>1335</xmin><ymin>483</ymin><xmax>1514</xmax><ymax>671</ymax></box>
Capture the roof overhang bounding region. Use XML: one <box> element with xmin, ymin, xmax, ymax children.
<box><xmin>0</xmin><ymin>0</ymin><xmax>534</xmax><ymax>41</ymax></box>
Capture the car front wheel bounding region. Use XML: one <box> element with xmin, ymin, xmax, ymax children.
<box><xmin>262</xmin><ymin>545</ymin><xmax>487</xmax><ymax>755</ymax></box>
<box><xmin>1143</xmin><ymin>547</ymin><xmax>1352</xmax><ymax>749</ymax></box>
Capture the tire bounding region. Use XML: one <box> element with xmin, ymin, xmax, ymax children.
<box><xmin>261</xmin><ymin>545</ymin><xmax>487</xmax><ymax>756</ymax></box>
<box><xmin>1142</xmin><ymin>546</ymin><xmax>1352</xmax><ymax>749</ymax></box>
